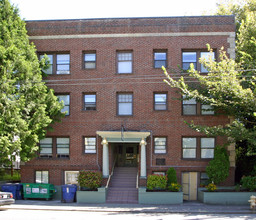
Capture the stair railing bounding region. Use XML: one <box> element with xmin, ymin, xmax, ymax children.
<box><xmin>106</xmin><ymin>155</ymin><xmax>117</xmax><ymax>188</ymax></box>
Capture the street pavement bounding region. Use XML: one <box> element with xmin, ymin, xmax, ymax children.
<box><xmin>6</xmin><ymin>199</ymin><xmax>256</xmax><ymax>214</ymax></box>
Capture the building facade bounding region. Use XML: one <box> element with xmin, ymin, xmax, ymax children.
<box><xmin>21</xmin><ymin>16</ymin><xmax>236</xmax><ymax>199</ymax></box>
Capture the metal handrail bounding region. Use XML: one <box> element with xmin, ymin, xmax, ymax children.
<box><xmin>106</xmin><ymin>156</ymin><xmax>117</xmax><ymax>188</ymax></box>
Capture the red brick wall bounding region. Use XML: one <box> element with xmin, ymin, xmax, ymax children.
<box><xmin>21</xmin><ymin>16</ymin><xmax>235</xmax><ymax>187</ymax></box>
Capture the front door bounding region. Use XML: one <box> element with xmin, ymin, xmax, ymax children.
<box><xmin>182</xmin><ymin>172</ymin><xmax>198</xmax><ymax>200</ymax></box>
<box><xmin>116</xmin><ymin>144</ymin><xmax>138</xmax><ymax>167</ymax></box>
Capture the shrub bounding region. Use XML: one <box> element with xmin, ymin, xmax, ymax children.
<box><xmin>168</xmin><ymin>183</ymin><xmax>181</xmax><ymax>192</ymax></box>
<box><xmin>241</xmin><ymin>176</ymin><xmax>256</xmax><ymax>191</ymax></box>
<box><xmin>206</xmin><ymin>183</ymin><xmax>217</xmax><ymax>192</ymax></box>
<box><xmin>206</xmin><ymin>145</ymin><xmax>230</xmax><ymax>185</ymax></box>
<box><xmin>147</xmin><ymin>175</ymin><xmax>167</xmax><ymax>190</ymax></box>
<box><xmin>167</xmin><ymin>167</ymin><xmax>177</xmax><ymax>186</ymax></box>
<box><xmin>77</xmin><ymin>171</ymin><xmax>102</xmax><ymax>190</ymax></box>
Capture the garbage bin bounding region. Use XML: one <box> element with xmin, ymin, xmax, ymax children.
<box><xmin>61</xmin><ymin>184</ymin><xmax>77</xmax><ymax>203</ymax></box>
<box><xmin>23</xmin><ymin>183</ymin><xmax>56</xmax><ymax>200</ymax></box>
<box><xmin>1</xmin><ymin>183</ymin><xmax>23</xmax><ymax>200</ymax></box>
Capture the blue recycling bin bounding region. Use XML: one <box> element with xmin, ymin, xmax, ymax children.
<box><xmin>1</xmin><ymin>183</ymin><xmax>23</xmax><ymax>200</ymax></box>
<box><xmin>61</xmin><ymin>184</ymin><xmax>77</xmax><ymax>203</ymax></box>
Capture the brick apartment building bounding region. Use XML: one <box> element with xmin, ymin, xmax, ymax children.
<box><xmin>21</xmin><ymin>16</ymin><xmax>236</xmax><ymax>201</ymax></box>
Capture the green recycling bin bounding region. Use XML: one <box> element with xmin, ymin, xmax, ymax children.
<box><xmin>22</xmin><ymin>183</ymin><xmax>56</xmax><ymax>200</ymax></box>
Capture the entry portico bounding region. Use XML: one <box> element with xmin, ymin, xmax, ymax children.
<box><xmin>96</xmin><ymin>131</ymin><xmax>151</xmax><ymax>178</ymax></box>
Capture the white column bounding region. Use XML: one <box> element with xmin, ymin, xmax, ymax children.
<box><xmin>140</xmin><ymin>138</ymin><xmax>147</xmax><ymax>178</ymax></box>
<box><xmin>102</xmin><ymin>138</ymin><xmax>109</xmax><ymax>177</ymax></box>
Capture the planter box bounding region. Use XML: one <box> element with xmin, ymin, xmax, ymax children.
<box><xmin>76</xmin><ymin>187</ymin><xmax>106</xmax><ymax>204</ymax></box>
<box><xmin>138</xmin><ymin>187</ymin><xmax>183</xmax><ymax>204</ymax></box>
<box><xmin>198</xmin><ymin>189</ymin><xmax>256</xmax><ymax>205</ymax></box>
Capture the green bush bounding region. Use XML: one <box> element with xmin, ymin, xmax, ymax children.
<box><xmin>241</xmin><ymin>176</ymin><xmax>256</xmax><ymax>191</ymax></box>
<box><xmin>77</xmin><ymin>171</ymin><xmax>102</xmax><ymax>190</ymax></box>
<box><xmin>147</xmin><ymin>175</ymin><xmax>167</xmax><ymax>190</ymax></box>
<box><xmin>168</xmin><ymin>183</ymin><xmax>181</xmax><ymax>192</ymax></box>
<box><xmin>206</xmin><ymin>145</ymin><xmax>230</xmax><ymax>185</ymax></box>
<box><xmin>167</xmin><ymin>167</ymin><xmax>177</xmax><ymax>186</ymax></box>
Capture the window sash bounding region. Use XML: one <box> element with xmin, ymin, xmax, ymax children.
<box><xmin>118</xmin><ymin>94</ymin><xmax>133</xmax><ymax>115</ymax></box>
<box><xmin>85</xmin><ymin>137</ymin><xmax>96</xmax><ymax>153</ymax></box>
<box><xmin>182</xmin><ymin>52</ymin><xmax>197</xmax><ymax>70</ymax></box>
<box><xmin>40</xmin><ymin>54</ymin><xmax>53</xmax><ymax>74</ymax></box>
<box><xmin>201</xmin><ymin>138</ymin><xmax>215</xmax><ymax>158</ymax></box>
<box><xmin>57</xmin><ymin>95</ymin><xmax>70</xmax><ymax>115</ymax></box>
<box><xmin>65</xmin><ymin>171</ymin><xmax>79</xmax><ymax>184</ymax></box>
<box><xmin>84</xmin><ymin>94</ymin><xmax>96</xmax><ymax>110</ymax></box>
<box><xmin>117</xmin><ymin>52</ymin><xmax>132</xmax><ymax>74</ymax></box>
<box><xmin>56</xmin><ymin>54</ymin><xmax>70</xmax><ymax>74</ymax></box>
<box><xmin>154</xmin><ymin>137</ymin><xmax>166</xmax><ymax>154</ymax></box>
<box><xmin>154</xmin><ymin>94</ymin><xmax>167</xmax><ymax>110</ymax></box>
<box><xmin>36</xmin><ymin>171</ymin><xmax>49</xmax><ymax>184</ymax></box>
<box><xmin>84</xmin><ymin>53</ymin><xmax>96</xmax><ymax>69</ymax></box>
<box><xmin>200</xmin><ymin>52</ymin><xmax>215</xmax><ymax>73</ymax></box>
<box><xmin>201</xmin><ymin>104</ymin><xmax>214</xmax><ymax>115</ymax></box>
<box><xmin>154</xmin><ymin>52</ymin><xmax>167</xmax><ymax>68</ymax></box>
<box><xmin>39</xmin><ymin>138</ymin><xmax>53</xmax><ymax>156</ymax></box>
<box><xmin>56</xmin><ymin>138</ymin><xmax>70</xmax><ymax>156</ymax></box>
<box><xmin>182</xmin><ymin>138</ymin><xmax>196</xmax><ymax>158</ymax></box>
<box><xmin>183</xmin><ymin>97</ymin><xmax>197</xmax><ymax>115</ymax></box>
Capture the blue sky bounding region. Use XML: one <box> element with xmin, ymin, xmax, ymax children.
<box><xmin>10</xmin><ymin>0</ymin><xmax>220</xmax><ymax>20</ymax></box>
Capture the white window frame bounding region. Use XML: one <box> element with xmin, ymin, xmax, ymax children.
<box><xmin>64</xmin><ymin>171</ymin><xmax>79</xmax><ymax>184</ymax></box>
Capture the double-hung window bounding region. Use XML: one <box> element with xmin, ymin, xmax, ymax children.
<box><xmin>117</xmin><ymin>51</ymin><xmax>133</xmax><ymax>74</ymax></box>
<box><xmin>35</xmin><ymin>171</ymin><xmax>49</xmax><ymax>184</ymax></box>
<box><xmin>84</xmin><ymin>94</ymin><xmax>96</xmax><ymax>111</ymax></box>
<box><xmin>117</xmin><ymin>93</ymin><xmax>133</xmax><ymax>116</ymax></box>
<box><xmin>182</xmin><ymin>137</ymin><xmax>197</xmax><ymax>158</ymax></box>
<box><xmin>84</xmin><ymin>52</ymin><xmax>96</xmax><ymax>69</ymax></box>
<box><xmin>39</xmin><ymin>53</ymin><xmax>70</xmax><ymax>74</ymax></box>
<box><xmin>182</xmin><ymin>137</ymin><xmax>215</xmax><ymax>159</ymax></box>
<box><xmin>182</xmin><ymin>51</ymin><xmax>215</xmax><ymax>73</ymax></box>
<box><xmin>182</xmin><ymin>96</ymin><xmax>197</xmax><ymax>115</ymax></box>
<box><xmin>154</xmin><ymin>93</ymin><xmax>167</xmax><ymax>110</ymax></box>
<box><xmin>154</xmin><ymin>137</ymin><xmax>167</xmax><ymax>154</ymax></box>
<box><xmin>56</xmin><ymin>138</ymin><xmax>70</xmax><ymax>158</ymax></box>
<box><xmin>154</xmin><ymin>51</ymin><xmax>167</xmax><ymax>68</ymax></box>
<box><xmin>57</xmin><ymin>95</ymin><xmax>70</xmax><ymax>116</ymax></box>
<box><xmin>84</xmin><ymin>137</ymin><xmax>96</xmax><ymax>153</ymax></box>
<box><xmin>39</xmin><ymin>138</ymin><xmax>53</xmax><ymax>158</ymax></box>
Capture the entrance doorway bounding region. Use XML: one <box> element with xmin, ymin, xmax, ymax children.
<box><xmin>182</xmin><ymin>172</ymin><xmax>198</xmax><ymax>200</ymax></box>
<box><xmin>114</xmin><ymin>143</ymin><xmax>138</xmax><ymax>167</ymax></box>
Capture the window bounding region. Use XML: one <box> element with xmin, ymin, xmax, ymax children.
<box><xmin>182</xmin><ymin>137</ymin><xmax>197</xmax><ymax>158</ymax></box>
<box><xmin>39</xmin><ymin>53</ymin><xmax>70</xmax><ymax>74</ymax></box>
<box><xmin>201</xmin><ymin>138</ymin><xmax>215</xmax><ymax>158</ymax></box>
<box><xmin>153</xmin><ymin>172</ymin><xmax>165</xmax><ymax>176</ymax></box>
<box><xmin>57</xmin><ymin>95</ymin><xmax>70</xmax><ymax>116</ymax></box>
<box><xmin>201</xmin><ymin>104</ymin><xmax>214</xmax><ymax>115</ymax></box>
<box><xmin>39</xmin><ymin>138</ymin><xmax>53</xmax><ymax>158</ymax></box>
<box><xmin>35</xmin><ymin>171</ymin><xmax>49</xmax><ymax>183</ymax></box>
<box><xmin>154</xmin><ymin>93</ymin><xmax>167</xmax><ymax>110</ymax></box>
<box><xmin>154</xmin><ymin>137</ymin><xmax>167</xmax><ymax>154</ymax></box>
<box><xmin>117</xmin><ymin>51</ymin><xmax>133</xmax><ymax>74</ymax></box>
<box><xmin>182</xmin><ymin>96</ymin><xmax>197</xmax><ymax>115</ymax></box>
<box><xmin>182</xmin><ymin>96</ymin><xmax>214</xmax><ymax>116</ymax></box>
<box><xmin>84</xmin><ymin>94</ymin><xmax>96</xmax><ymax>110</ymax></box>
<box><xmin>182</xmin><ymin>137</ymin><xmax>215</xmax><ymax>159</ymax></box>
<box><xmin>182</xmin><ymin>52</ymin><xmax>196</xmax><ymax>71</ymax></box>
<box><xmin>84</xmin><ymin>52</ymin><xmax>96</xmax><ymax>69</ymax></box>
<box><xmin>117</xmin><ymin>93</ymin><xmax>133</xmax><ymax>116</ymax></box>
<box><xmin>200</xmin><ymin>52</ymin><xmax>215</xmax><ymax>73</ymax></box>
<box><xmin>56</xmin><ymin>138</ymin><xmax>70</xmax><ymax>158</ymax></box>
<box><xmin>65</xmin><ymin>171</ymin><xmax>79</xmax><ymax>184</ymax></box>
<box><xmin>154</xmin><ymin>51</ymin><xmax>167</xmax><ymax>68</ymax></box>
<box><xmin>182</xmin><ymin>51</ymin><xmax>215</xmax><ymax>72</ymax></box>
<box><xmin>84</xmin><ymin>137</ymin><xmax>96</xmax><ymax>153</ymax></box>
<box><xmin>200</xmin><ymin>172</ymin><xmax>210</xmax><ymax>186</ymax></box>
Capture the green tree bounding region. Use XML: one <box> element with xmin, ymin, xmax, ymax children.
<box><xmin>0</xmin><ymin>0</ymin><xmax>64</xmax><ymax>164</ymax></box>
<box><xmin>206</xmin><ymin>146</ymin><xmax>230</xmax><ymax>185</ymax></box>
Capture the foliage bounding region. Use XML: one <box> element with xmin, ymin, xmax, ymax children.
<box><xmin>147</xmin><ymin>175</ymin><xmax>167</xmax><ymax>190</ymax></box>
<box><xmin>77</xmin><ymin>171</ymin><xmax>102</xmax><ymax>190</ymax></box>
<box><xmin>241</xmin><ymin>176</ymin><xmax>256</xmax><ymax>191</ymax></box>
<box><xmin>167</xmin><ymin>167</ymin><xmax>178</xmax><ymax>186</ymax></box>
<box><xmin>0</xmin><ymin>169</ymin><xmax>20</xmax><ymax>181</ymax></box>
<box><xmin>206</xmin><ymin>183</ymin><xmax>217</xmax><ymax>192</ymax></box>
<box><xmin>168</xmin><ymin>183</ymin><xmax>181</xmax><ymax>192</ymax></box>
<box><xmin>0</xmin><ymin>0</ymin><xmax>64</xmax><ymax>164</ymax></box>
<box><xmin>163</xmin><ymin>45</ymin><xmax>256</xmax><ymax>154</ymax></box>
<box><xmin>206</xmin><ymin>146</ymin><xmax>230</xmax><ymax>185</ymax></box>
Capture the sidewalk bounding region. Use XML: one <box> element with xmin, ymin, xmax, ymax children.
<box><xmin>7</xmin><ymin>200</ymin><xmax>255</xmax><ymax>214</ymax></box>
